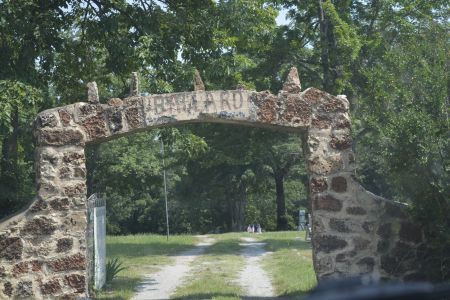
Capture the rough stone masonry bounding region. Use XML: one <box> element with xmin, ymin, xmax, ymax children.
<box><xmin>0</xmin><ymin>68</ymin><xmax>425</xmax><ymax>299</ymax></box>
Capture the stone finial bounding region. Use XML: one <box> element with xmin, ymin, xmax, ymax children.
<box><xmin>130</xmin><ymin>72</ymin><xmax>139</xmax><ymax>96</ymax></box>
<box><xmin>193</xmin><ymin>69</ymin><xmax>205</xmax><ymax>91</ymax></box>
<box><xmin>87</xmin><ymin>82</ymin><xmax>99</xmax><ymax>103</ymax></box>
<box><xmin>282</xmin><ymin>67</ymin><xmax>301</xmax><ymax>93</ymax></box>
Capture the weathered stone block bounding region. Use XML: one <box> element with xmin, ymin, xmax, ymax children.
<box><xmin>82</xmin><ymin>115</ymin><xmax>108</xmax><ymax>139</ymax></box>
<box><xmin>16</xmin><ymin>281</ymin><xmax>33</xmax><ymax>298</ymax></box>
<box><xmin>30</xmin><ymin>198</ymin><xmax>47</xmax><ymax>212</ymax></box>
<box><xmin>380</xmin><ymin>254</ymin><xmax>400</xmax><ymax>276</ymax></box>
<box><xmin>30</xmin><ymin>260</ymin><xmax>43</xmax><ymax>272</ymax></box>
<box><xmin>0</xmin><ymin>266</ymin><xmax>5</xmax><ymax>277</ymax></box>
<box><xmin>22</xmin><ymin>216</ymin><xmax>56</xmax><ymax>235</ymax></box>
<box><xmin>312</xmin><ymin>219</ymin><xmax>326</xmax><ymax>232</ymax></box>
<box><xmin>315</xmin><ymin>235</ymin><xmax>347</xmax><ymax>253</ymax></box>
<box><xmin>63</xmin><ymin>211</ymin><xmax>86</xmax><ymax>232</ymax></box>
<box><xmin>3</xmin><ymin>282</ymin><xmax>13</xmax><ymax>298</ymax></box>
<box><xmin>37</xmin><ymin>181</ymin><xmax>59</xmax><ymax>198</ymax></box>
<box><xmin>399</xmin><ymin>222</ymin><xmax>422</xmax><ymax>243</ymax></box>
<box><xmin>353</xmin><ymin>237</ymin><xmax>371</xmax><ymax>251</ymax></box>
<box><xmin>377</xmin><ymin>239</ymin><xmax>390</xmax><ymax>253</ymax></box>
<box><xmin>125</xmin><ymin>107</ymin><xmax>143</xmax><ymax>129</ymax></box>
<box><xmin>362</xmin><ymin>221</ymin><xmax>375</xmax><ymax>234</ymax></box>
<box><xmin>64</xmin><ymin>182</ymin><xmax>86</xmax><ymax>197</ymax></box>
<box><xmin>313</xmin><ymin>195</ymin><xmax>342</xmax><ymax>212</ymax></box>
<box><xmin>314</xmin><ymin>256</ymin><xmax>333</xmax><ymax>275</ymax></box>
<box><xmin>12</xmin><ymin>262</ymin><xmax>28</xmax><ymax>277</ymax></box>
<box><xmin>346</xmin><ymin>206</ymin><xmax>367</xmax><ymax>215</ymax></box>
<box><xmin>317</xmin><ymin>95</ymin><xmax>349</xmax><ymax>113</ymax></box>
<box><xmin>308</xmin><ymin>155</ymin><xmax>343</xmax><ymax>175</ymax></box>
<box><xmin>311</xmin><ymin>114</ymin><xmax>332</xmax><ymax>129</ymax></box>
<box><xmin>306</xmin><ymin>136</ymin><xmax>320</xmax><ymax>154</ymax></box>
<box><xmin>108</xmin><ymin>98</ymin><xmax>123</xmax><ymax>106</ymax></box>
<box><xmin>39</xmin><ymin>162</ymin><xmax>58</xmax><ymax>179</ymax></box>
<box><xmin>49</xmin><ymin>197</ymin><xmax>70</xmax><ymax>211</ymax></box>
<box><xmin>65</xmin><ymin>274</ymin><xmax>85</xmax><ymax>293</ymax></box>
<box><xmin>335</xmin><ymin>250</ymin><xmax>356</xmax><ymax>262</ymax></box>
<box><xmin>124</xmin><ymin>96</ymin><xmax>143</xmax><ymax>107</ymax></box>
<box><xmin>281</xmin><ymin>94</ymin><xmax>311</xmax><ymax>125</ymax></box>
<box><xmin>329</xmin><ymin>218</ymin><xmax>350</xmax><ymax>232</ymax></box>
<box><xmin>377</xmin><ymin>223</ymin><xmax>392</xmax><ymax>239</ymax></box>
<box><xmin>333</xmin><ymin>114</ymin><xmax>351</xmax><ymax>129</ymax></box>
<box><xmin>48</xmin><ymin>253</ymin><xmax>86</xmax><ymax>272</ymax></box>
<box><xmin>356</xmin><ymin>257</ymin><xmax>375</xmax><ymax>273</ymax></box>
<box><xmin>310</xmin><ymin>177</ymin><xmax>328</xmax><ymax>193</ymax></box>
<box><xmin>331</xmin><ymin>176</ymin><xmax>347</xmax><ymax>193</ymax></box>
<box><xmin>108</xmin><ymin>108</ymin><xmax>123</xmax><ymax>133</ymax></box>
<box><xmin>59</xmin><ymin>109</ymin><xmax>72</xmax><ymax>126</ymax></box>
<box><xmin>41</xmin><ymin>278</ymin><xmax>61</xmax><ymax>295</ymax></box>
<box><xmin>59</xmin><ymin>293</ymin><xmax>79</xmax><ymax>300</ymax></box>
<box><xmin>40</xmin><ymin>150</ymin><xmax>59</xmax><ymax>165</ymax></box>
<box><xmin>329</xmin><ymin>133</ymin><xmax>352</xmax><ymax>150</ymax></box>
<box><xmin>63</xmin><ymin>152</ymin><xmax>85</xmax><ymax>165</ymax></box>
<box><xmin>253</xmin><ymin>93</ymin><xmax>278</xmax><ymax>123</ymax></box>
<box><xmin>38</xmin><ymin>129</ymin><xmax>84</xmax><ymax>146</ymax></box>
<box><xmin>59</xmin><ymin>166</ymin><xmax>71</xmax><ymax>178</ymax></box>
<box><xmin>77</xmin><ymin>103</ymin><xmax>99</xmax><ymax>119</ymax></box>
<box><xmin>57</xmin><ymin>238</ymin><xmax>73</xmax><ymax>253</ymax></box>
<box><xmin>38</xmin><ymin>113</ymin><xmax>58</xmax><ymax>127</ymax></box>
<box><xmin>301</xmin><ymin>88</ymin><xmax>327</xmax><ymax>105</ymax></box>
<box><xmin>0</xmin><ymin>236</ymin><xmax>23</xmax><ymax>260</ymax></box>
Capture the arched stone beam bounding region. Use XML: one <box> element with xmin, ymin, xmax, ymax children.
<box><xmin>0</xmin><ymin>70</ymin><xmax>424</xmax><ymax>299</ymax></box>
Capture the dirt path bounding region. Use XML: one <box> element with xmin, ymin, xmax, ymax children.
<box><xmin>131</xmin><ymin>236</ymin><xmax>215</xmax><ymax>300</ymax></box>
<box><xmin>238</xmin><ymin>237</ymin><xmax>275</xmax><ymax>298</ymax></box>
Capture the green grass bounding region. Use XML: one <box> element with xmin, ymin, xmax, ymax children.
<box><xmin>94</xmin><ymin>234</ymin><xmax>197</xmax><ymax>300</ymax></box>
<box><xmin>172</xmin><ymin>233</ymin><xmax>244</xmax><ymax>300</ymax></box>
<box><xmin>94</xmin><ymin>231</ymin><xmax>317</xmax><ymax>300</ymax></box>
<box><xmin>256</xmin><ymin>231</ymin><xmax>317</xmax><ymax>298</ymax></box>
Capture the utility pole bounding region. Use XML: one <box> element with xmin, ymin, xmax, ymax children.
<box><xmin>157</xmin><ymin>136</ymin><xmax>170</xmax><ymax>241</ymax></box>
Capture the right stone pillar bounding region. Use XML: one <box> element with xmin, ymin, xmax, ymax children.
<box><xmin>304</xmin><ymin>88</ymin><xmax>425</xmax><ymax>281</ymax></box>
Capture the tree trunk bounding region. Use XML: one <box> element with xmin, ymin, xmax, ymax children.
<box><xmin>0</xmin><ymin>108</ymin><xmax>20</xmax><ymax>216</ymax></box>
<box><xmin>318</xmin><ymin>0</ymin><xmax>332</xmax><ymax>92</ymax></box>
<box><xmin>274</xmin><ymin>172</ymin><xmax>288</xmax><ymax>230</ymax></box>
<box><xmin>0</xmin><ymin>108</ymin><xmax>19</xmax><ymax>188</ymax></box>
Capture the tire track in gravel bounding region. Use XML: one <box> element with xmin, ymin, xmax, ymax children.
<box><xmin>132</xmin><ymin>236</ymin><xmax>215</xmax><ymax>300</ymax></box>
<box><xmin>238</xmin><ymin>237</ymin><xmax>275</xmax><ymax>299</ymax></box>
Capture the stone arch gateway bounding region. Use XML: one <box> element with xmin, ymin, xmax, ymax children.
<box><xmin>0</xmin><ymin>68</ymin><xmax>424</xmax><ymax>299</ymax></box>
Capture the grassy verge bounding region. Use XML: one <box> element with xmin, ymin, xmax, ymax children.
<box><xmin>171</xmin><ymin>233</ymin><xmax>244</xmax><ymax>300</ymax></box>
<box><xmin>94</xmin><ymin>234</ymin><xmax>197</xmax><ymax>300</ymax></box>
<box><xmin>257</xmin><ymin>231</ymin><xmax>317</xmax><ymax>298</ymax></box>
<box><xmin>94</xmin><ymin>231</ymin><xmax>316</xmax><ymax>300</ymax></box>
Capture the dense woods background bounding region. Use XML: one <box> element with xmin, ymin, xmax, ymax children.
<box><xmin>0</xmin><ymin>0</ymin><xmax>448</xmax><ymax>280</ymax></box>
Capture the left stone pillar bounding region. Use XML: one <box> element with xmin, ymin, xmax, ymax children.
<box><xmin>0</xmin><ymin>106</ymin><xmax>89</xmax><ymax>299</ymax></box>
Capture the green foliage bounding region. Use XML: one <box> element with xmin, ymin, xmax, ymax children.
<box><xmin>88</xmin><ymin>124</ymin><xmax>307</xmax><ymax>235</ymax></box>
<box><xmin>0</xmin><ymin>80</ymin><xmax>43</xmax><ymax>218</ymax></box>
<box><xmin>105</xmin><ymin>257</ymin><xmax>127</xmax><ymax>285</ymax></box>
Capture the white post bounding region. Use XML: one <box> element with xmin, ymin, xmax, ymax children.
<box><xmin>94</xmin><ymin>196</ymin><xmax>106</xmax><ymax>289</ymax></box>
<box><xmin>160</xmin><ymin>139</ymin><xmax>170</xmax><ymax>241</ymax></box>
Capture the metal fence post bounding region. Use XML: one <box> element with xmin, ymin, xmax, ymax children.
<box><xmin>87</xmin><ymin>194</ymin><xmax>106</xmax><ymax>290</ymax></box>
